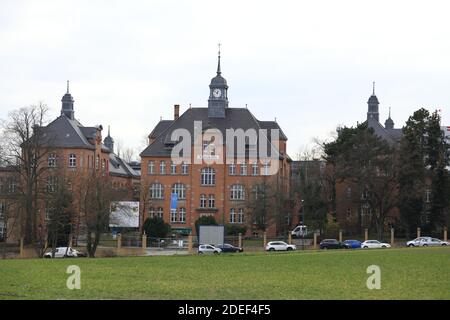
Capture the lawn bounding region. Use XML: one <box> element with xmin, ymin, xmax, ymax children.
<box><xmin>0</xmin><ymin>247</ymin><xmax>448</xmax><ymax>300</ymax></box>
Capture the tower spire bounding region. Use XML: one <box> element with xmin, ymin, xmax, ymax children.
<box><xmin>217</xmin><ymin>43</ymin><xmax>221</xmax><ymax>75</ymax></box>
<box><xmin>67</xmin><ymin>80</ymin><xmax>70</xmax><ymax>94</ymax></box>
<box><xmin>372</xmin><ymin>81</ymin><xmax>375</xmax><ymax>95</ymax></box>
<box><xmin>108</xmin><ymin>125</ymin><xmax>110</xmax><ymax>136</ymax></box>
<box><xmin>388</xmin><ymin>107</ymin><xmax>391</xmax><ymax>118</ymax></box>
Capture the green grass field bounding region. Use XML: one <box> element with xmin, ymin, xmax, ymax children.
<box><xmin>0</xmin><ymin>247</ymin><xmax>448</xmax><ymax>300</ymax></box>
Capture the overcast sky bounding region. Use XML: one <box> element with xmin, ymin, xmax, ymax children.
<box><xmin>1</xmin><ymin>0</ymin><xmax>450</xmax><ymax>159</ymax></box>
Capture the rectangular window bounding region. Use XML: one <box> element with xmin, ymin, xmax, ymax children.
<box><xmin>262</xmin><ymin>162</ymin><xmax>270</xmax><ymax>176</ymax></box>
<box><xmin>182</xmin><ymin>163</ymin><xmax>188</xmax><ymax>174</ymax></box>
<box><xmin>229</xmin><ymin>164</ymin><xmax>236</xmax><ymax>175</ymax></box>
<box><xmin>230</xmin><ymin>209</ymin><xmax>236</xmax><ymax>223</ymax></box>
<box><xmin>69</xmin><ymin>154</ymin><xmax>76</xmax><ymax>167</ymax></box>
<box><xmin>170</xmin><ymin>209</ymin><xmax>177</xmax><ymax>223</ymax></box>
<box><xmin>8</xmin><ymin>178</ymin><xmax>16</xmax><ymax>194</ymax></box>
<box><xmin>160</xmin><ymin>161</ymin><xmax>166</xmax><ymax>174</ymax></box>
<box><xmin>148</xmin><ymin>161</ymin><xmax>155</xmax><ymax>174</ymax></box>
<box><xmin>171</xmin><ymin>162</ymin><xmax>176</xmax><ymax>174</ymax></box>
<box><xmin>0</xmin><ymin>202</ymin><xmax>4</xmax><ymax>219</ymax></box>
<box><xmin>200</xmin><ymin>194</ymin><xmax>207</xmax><ymax>208</ymax></box>
<box><xmin>426</xmin><ymin>188</ymin><xmax>431</xmax><ymax>203</ymax></box>
<box><xmin>157</xmin><ymin>207</ymin><xmax>163</xmax><ymax>219</ymax></box>
<box><xmin>208</xmin><ymin>194</ymin><xmax>215</xmax><ymax>208</ymax></box>
<box><xmin>179</xmin><ymin>208</ymin><xmax>186</xmax><ymax>223</ymax></box>
<box><xmin>252</xmin><ymin>163</ymin><xmax>258</xmax><ymax>176</ymax></box>
<box><xmin>240</xmin><ymin>163</ymin><xmax>247</xmax><ymax>176</ymax></box>
<box><xmin>238</xmin><ymin>208</ymin><xmax>244</xmax><ymax>223</ymax></box>
<box><xmin>48</xmin><ymin>153</ymin><xmax>57</xmax><ymax>167</ymax></box>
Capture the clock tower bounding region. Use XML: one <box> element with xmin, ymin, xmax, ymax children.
<box><xmin>208</xmin><ymin>46</ymin><xmax>229</xmax><ymax>118</ymax></box>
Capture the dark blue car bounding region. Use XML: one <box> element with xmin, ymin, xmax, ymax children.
<box><xmin>343</xmin><ymin>240</ymin><xmax>362</xmax><ymax>249</ymax></box>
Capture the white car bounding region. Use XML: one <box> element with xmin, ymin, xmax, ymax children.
<box><xmin>418</xmin><ymin>238</ymin><xmax>449</xmax><ymax>247</ymax></box>
<box><xmin>265</xmin><ymin>241</ymin><xmax>297</xmax><ymax>251</ymax></box>
<box><xmin>44</xmin><ymin>247</ymin><xmax>86</xmax><ymax>258</ymax></box>
<box><xmin>361</xmin><ymin>240</ymin><xmax>391</xmax><ymax>249</ymax></box>
<box><xmin>406</xmin><ymin>237</ymin><xmax>432</xmax><ymax>247</ymax></box>
<box><xmin>198</xmin><ymin>244</ymin><xmax>222</xmax><ymax>254</ymax></box>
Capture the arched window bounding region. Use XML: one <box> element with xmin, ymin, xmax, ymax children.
<box><xmin>200</xmin><ymin>194</ymin><xmax>207</xmax><ymax>208</ymax></box>
<box><xmin>201</xmin><ymin>167</ymin><xmax>215</xmax><ymax>185</ymax></box>
<box><xmin>171</xmin><ymin>183</ymin><xmax>186</xmax><ymax>199</ymax></box>
<box><xmin>230</xmin><ymin>184</ymin><xmax>245</xmax><ymax>200</ymax></box>
<box><xmin>149</xmin><ymin>183</ymin><xmax>164</xmax><ymax>199</ymax></box>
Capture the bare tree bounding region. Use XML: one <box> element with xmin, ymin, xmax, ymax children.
<box><xmin>0</xmin><ymin>103</ymin><xmax>53</xmax><ymax>249</ymax></box>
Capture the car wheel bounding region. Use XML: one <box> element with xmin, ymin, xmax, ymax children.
<box><xmin>269</xmin><ymin>248</ymin><xmax>275</xmax><ymax>251</ymax></box>
<box><xmin>199</xmin><ymin>252</ymin><xmax>203</xmax><ymax>254</ymax></box>
<box><xmin>214</xmin><ymin>251</ymin><xmax>219</xmax><ymax>254</ymax></box>
<box><xmin>442</xmin><ymin>243</ymin><xmax>447</xmax><ymax>246</ymax></box>
<box><xmin>363</xmin><ymin>246</ymin><xmax>368</xmax><ymax>249</ymax></box>
<box><xmin>422</xmin><ymin>244</ymin><xmax>428</xmax><ymax>247</ymax></box>
<box><xmin>44</xmin><ymin>255</ymin><xmax>51</xmax><ymax>259</ymax></box>
<box><xmin>287</xmin><ymin>247</ymin><xmax>293</xmax><ymax>251</ymax></box>
<box><xmin>408</xmin><ymin>244</ymin><xmax>414</xmax><ymax>247</ymax></box>
<box><xmin>381</xmin><ymin>245</ymin><xmax>386</xmax><ymax>248</ymax></box>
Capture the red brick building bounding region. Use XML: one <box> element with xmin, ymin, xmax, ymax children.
<box><xmin>140</xmin><ymin>54</ymin><xmax>291</xmax><ymax>236</ymax></box>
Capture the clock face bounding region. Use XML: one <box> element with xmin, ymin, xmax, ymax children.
<box><xmin>213</xmin><ymin>88</ymin><xmax>222</xmax><ymax>98</ymax></box>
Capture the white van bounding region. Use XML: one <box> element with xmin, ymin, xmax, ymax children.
<box><xmin>291</xmin><ymin>225</ymin><xmax>308</xmax><ymax>238</ymax></box>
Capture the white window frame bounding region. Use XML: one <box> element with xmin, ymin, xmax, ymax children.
<box><xmin>179</xmin><ymin>208</ymin><xmax>186</xmax><ymax>223</ymax></box>
<box><xmin>230</xmin><ymin>208</ymin><xmax>236</xmax><ymax>223</ymax></box>
<box><xmin>148</xmin><ymin>161</ymin><xmax>155</xmax><ymax>175</ymax></box>
<box><xmin>157</xmin><ymin>207</ymin><xmax>163</xmax><ymax>219</ymax></box>
<box><xmin>238</xmin><ymin>208</ymin><xmax>244</xmax><ymax>223</ymax></box>
<box><xmin>229</xmin><ymin>164</ymin><xmax>236</xmax><ymax>175</ymax></box>
<box><xmin>240</xmin><ymin>163</ymin><xmax>247</xmax><ymax>176</ymax></box>
<box><xmin>252</xmin><ymin>163</ymin><xmax>258</xmax><ymax>176</ymax></box>
<box><xmin>69</xmin><ymin>153</ymin><xmax>76</xmax><ymax>168</ymax></box>
<box><xmin>170</xmin><ymin>209</ymin><xmax>177</xmax><ymax>223</ymax></box>
<box><xmin>160</xmin><ymin>161</ymin><xmax>166</xmax><ymax>174</ymax></box>
<box><xmin>172</xmin><ymin>183</ymin><xmax>186</xmax><ymax>200</ymax></box>
<box><xmin>181</xmin><ymin>163</ymin><xmax>188</xmax><ymax>174</ymax></box>
<box><xmin>230</xmin><ymin>184</ymin><xmax>245</xmax><ymax>200</ymax></box>
<box><xmin>150</xmin><ymin>183</ymin><xmax>164</xmax><ymax>199</ymax></box>
<box><xmin>200</xmin><ymin>194</ymin><xmax>207</xmax><ymax>208</ymax></box>
<box><xmin>171</xmin><ymin>162</ymin><xmax>176</xmax><ymax>174</ymax></box>
<box><xmin>201</xmin><ymin>167</ymin><xmax>215</xmax><ymax>186</ymax></box>
<box><xmin>48</xmin><ymin>153</ymin><xmax>57</xmax><ymax>167</ymax></box>
<box><xmin>208</xmin><ymin>194</ymin><xmax>215</xmax><ymax>208</ymax></box>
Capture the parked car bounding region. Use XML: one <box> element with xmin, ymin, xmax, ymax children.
<box><xmin>361</xmin><ymin>240</ymin><xmax>391</xmax><ymax>249</ymax></box>
<box><xmin>198</xmin><ymin>244</ymin><xmax>222</xmax><ymax>254</ymax></box>
<box><xmin>319</xmin><ymin>239</ymin><xmax>350</xmax><ymax>250</ymax></box>
<box><xmin>343</xmin><ymin>239</ymin><xmax>362</xmax><ymax>249</ymax></box>
<box><xmin>406</xmin><ymin>237</ymin><xmax>432</xmax><ymax>247</ymax></box>
<box><xmin>216</xmin><ymin>243</ymin><xmax>243</xmax><ymax>253</ymax></box>
<box><xmin>291</xmin><ymin>225</ymin><xmax>308</xmax><ymax>238</ymax></box>
<box><xmin>44</xmin><ymin>247</ymin><xmax>86</xmax><ymax>258</ymax></box>
<box><xmin>265</xmin><ymin>241</ymin><xmax>297</xmax><ymax>251</ymax></box>
<box><xmin>418</xmin><ymin>238</ymin><xmax>449</xmax><ymax>247</ymax></box>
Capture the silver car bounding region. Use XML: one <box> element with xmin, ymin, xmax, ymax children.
<box><xmin>406</xmin><ymin>237</ymin><xmax>432</xmax><ymax>247</ymax></box>
<box><xmin>418</xmin><ymin>238</ymin><xmax>449</xmax><ymax>247</ymax></box>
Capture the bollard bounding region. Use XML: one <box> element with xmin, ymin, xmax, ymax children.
<box><xmin>313</xmin><ymin>232</ymin><xmax>318</xmax><ymax>250</ymax></box>
<box><xmin>339</xmin><ymin>230</ymin><xmax>343</xmax><ymax>242</ymax></box>
<box><xmin>417</xmin><ymin>227</ymin><xmax>421</xmax><ymax>238</ymax></box>
<box><xmin>364</xmin><ymin>228</ymin><xmax>368</xmax><ymax>241</ymax></box>
<box><xmin>188</xmin><ymin>234</ymin><xmax>193</xmax><ymax>253</ymax></box>
<box><xmin>19</xmin><ymin>238</ymin><xmax>24</xmax><ymax>258</ymax></box>
<box><xmin>238</xmin><ymin>233</ymin><xmax>242</xmax><ymax>249</ymax></box>
<box><xmin>117</xmin><ymin>233</ymin><xmax>122</xmax><ymax>255</ymax></box>
<box><xmin>391</xmin><ymin>228</ymin><xmax>395</xmax><ymax>246</ymax></box>
<box><xmin>263</xmin><ymin>232</ymin><xmax>267</xmax><ymax>249</ymax></box>
<box><xmin>444</xmin><ymin>227</ymin><xmax>447</xmax><ymax>242</ymax></box>
<box><xmin>142</xmin><ymin>233</ymin><xmax>147</xmax><ymax>251</ymax></box>
<box><xmin>288</xmin><ymin>232</ymin><xmax>292</xmax><ymax>245</ymax></box>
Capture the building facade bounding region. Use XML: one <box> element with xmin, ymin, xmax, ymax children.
<box><xmin>140</xmin><ymin>55</ymin><xmax>291</xmax><ymax>236</ymax></box>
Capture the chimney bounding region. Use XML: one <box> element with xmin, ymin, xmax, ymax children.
<box><xmin>174</xmin><ymin>104</ymin><xmax>180</xmax><ymax>120</ymax></box>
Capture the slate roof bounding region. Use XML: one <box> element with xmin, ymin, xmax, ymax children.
<box><xmin>109</xmin><ymin>153</ymin><xmax>140</xmax><ymax>178</ymax></box>
<box><xmin>41</xmin><ymin>115</ymin><xmax>106</xmax><ymax>150</ymax></box>
<box><xmin>367</xmin><ymin>117</ymin><xmax>403</xmax><ymax>145</ymax></box>
<box><xmin>140</xmin><ymin>107</ymin><xmax>288</xmax><ymax>159</ymax></box>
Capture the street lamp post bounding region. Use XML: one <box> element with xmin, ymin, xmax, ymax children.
<box><xmin>301</xmin><ymin>199</ymin><xmax>305</xmax><ymax>250</ymax></box>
